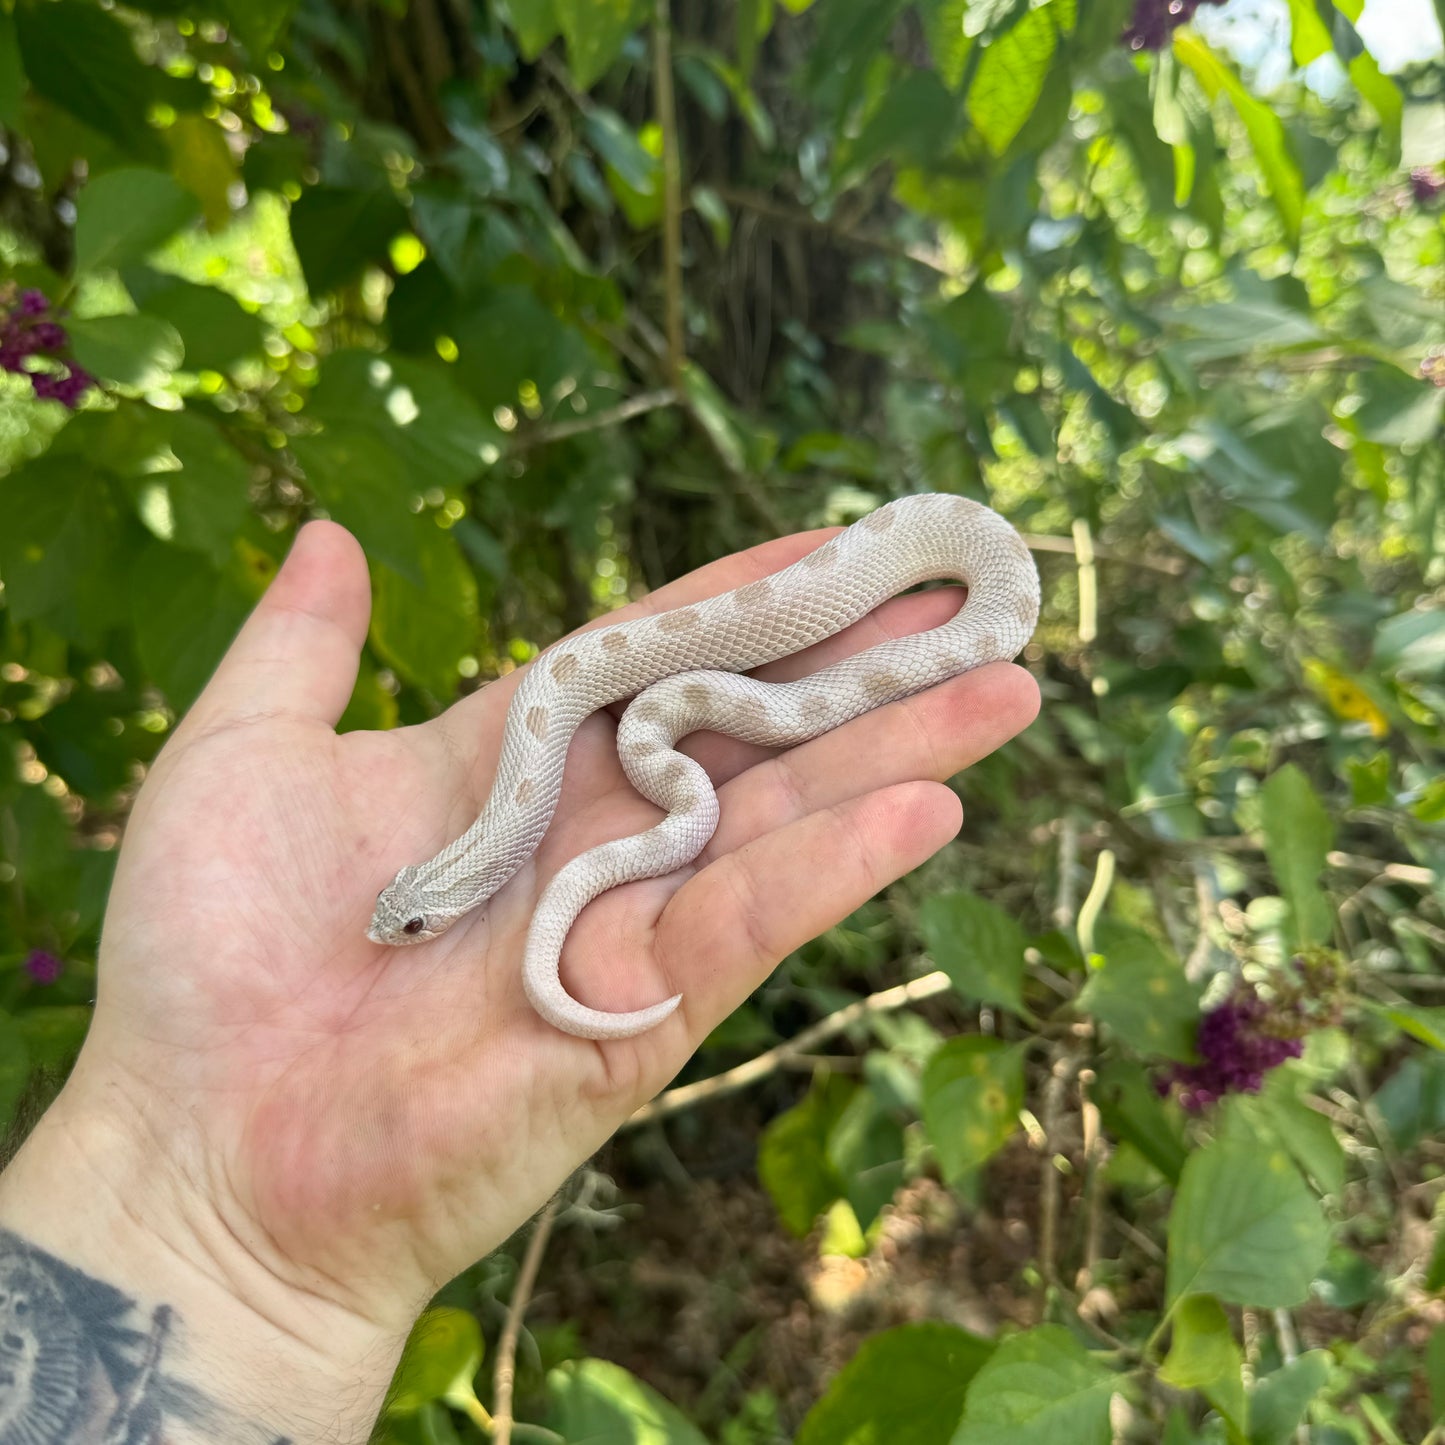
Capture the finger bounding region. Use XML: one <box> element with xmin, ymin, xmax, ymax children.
<box><xmin>702</xmin><ymin>661</ymin><xmax>1040</xmax><ymax>852</ymax></box>
<box><xmin>657</xmin><ymin>781</ymin><xmax>964</xmax><ymax>1032</ymax></box>
<box><xmin>184</xmin><ymin>521</ymin><xmax>372</xmax><ymax>733</ymax></box>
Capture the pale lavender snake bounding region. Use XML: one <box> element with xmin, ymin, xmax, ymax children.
<box><xmin>369</xmin><ymin>494</ymin><xmax>1040</xmax><ymax>1039</ymax></box>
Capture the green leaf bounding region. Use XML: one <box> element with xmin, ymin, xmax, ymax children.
<box><xmin>1347</xmin><ymin>52</ymin><xmax>1402</xmax><ymax>159</ymax></box>
<box><xmin>952</xmin><ymin>1325</ymin><xmax>1117</xmax><ymax>1445</ymax></box>
<box><xmin>15</xmin><ymin>0</ymin><xmax>168</xmax><ymax>162</ymax></box>
<box><xmin>967</xmin><ymin>0</ymin><xmax>1075</xmax><ymax>156</ymax></box>
<box><xmin>68</xmin><ymin>314</ymin><xmax>185</xmax><ymax>389</ymax></box>
<box><xmin>1094</xmin><ymin>1059</ymin><xmax>1188</xmax><ymax>1184</ymax></box>
<box><xmin>797</xmin><ymin>1323</ymin><xmax>993</xmax><ymax>1445</ymax></box>
<box><xmin>370</xmin><ymin>532</ymin><xmax>480</xmax><ymax>699</ymax></box>
<box><xmin>74</xmin><ymin>169</ymin><xmax>200</xmax><ymax>275</ymax></box>
<box><xmin>758</xmin><ymin>1074</ymin><xmax>854</xmax><ymax>1235</ymax></box>
<box><xmin>825</xmin><ymin>1085</ymin><xmax>905</xmax><ymax>1233</ymax></box>
<box><xmin>1376</xmin><ymin>607</ymin><xmax>1445</xmax><ymax>679</ymax></box>
<box><xmin>129</xmin><ymin>542</ymin><xmax>253</xmax><ymax>709</ymax></box>
<box><xmin>680</xmin><ymin>363</ymin><xmax>749</xmax><ymax>474</ymax></box>
<box><xmin>546</xmin><ymin>1358</ymin><xmax>709</xmax><ymax>1445</ymax></box>
<box><xmin>1228</xmin><ymin>1075</ymin><xmax>1344</xmax><ymax>1199</ymax></box>
<box><xmin>1260</xmin><ymin>765</ymin><xmax>1333</xmax><ymax>950</ymax></box>
<box><xmin>1354</xmin><ymin>364</ymin><xmax>1445</xmax><ymax>445</ymax></box>
<box><xmin>1160</xmin><ymin>297</ymin><xmax>1323</xmax><ymax>364</ymax></box>
<box><xmin>0</xmin><ymin>456</ymin><xmax>126</xmax><ymax>647</ymax></box>
<box><xmin>556</xmin><ymin>0</ymin><xmax>640</xmax><ymax>90</ymax></box>
<box><xmin>584</xmin><ymin>108</ymin><xmax>659</xmax><ymax>195</ymax></box>
<box><xmin>921</xmin><ymin>1037</ymin><xmax>1024</xmax><ymax>1185</ymax></box>
<box><xmin>165</xmin><ymin>113</ymin><xmax>238</xmax><ymax>231</ymax></box>
<box><xmin>505</xmin><ymin>0</ymin><xmax>561</xmax><ymax>58</ymax></box>
<box><xmin>289</xmin><ymin>185</ymin><xmax>409</xmax><ymax>295</ymax></box>
<box><xmin>219</xmin><ymin>0</ymin><xmax>301</xmax><ymax>52</ymax></box>
<box><xmin>290</xmin><ymin>431</ymin><xmax>428</xmax><ymax>584</ymax></box>
<box><xmin>1078</xmin><ymin>921</ymin><xmax>1201</xmax><ymax>1062</ymax></box>
<box><xmin>1166</xmin><ymin>1130</ymin><xmax>1330</xmax><ymax>1308</ymax></box>
<box><xmin>17</xmin><ymin>1005</ymin><xmax>92</xmax><ymax>1071</ymax></box>
<box><xmin>0</xmin><ymin>10</ymin><xmax>23</xmax><ymax>129</ymax></box>
<box><xmin>387</xmin><ymin>1308</ymin><xmax>486</xmax><ymax>1416</ymax></box>
<box><xmin>918</xmin><ymin>891</ymin><xmax>1028</xmax><ymax>1018</ymax></box>
<box><xmin>1248</xmin><ymin>1352</ymin><xmax>1330</xmax><ymax>1445</ymax></box>
<box><xmin>1173</xmin><ymin>32</ymin><xmax>1305</xmax><ymax>245</ymax></box>
<box><xmin>305</xmin><ymin>351</ymin><xmax>501</xmax><ymax>492</ymax></box>
<box><xmin>1381</xmin><ymin>1003</ymin><xmax>1445</xmax><ymax>1052</ymax></box>
<box><xmin>160</xmin><ymin>411</ymin><xmax>256</xmax><ymax>562</ymax></box>
<box><xmin>449</xmin><ymin>286</ymin><xmax>597</xmax><ymax>410</ymax></box>
<box><xmin>0</xmin><ymin>1013</ymin><xmax>31</xmax><ymax>1141</ymax></box>
<box><xmin>840</xmin><ymin>69</ymin><xmax>961</xmax><ymax>179</ymax></box>
<box><xmin>123</xmin><ymin>269</ymin><xmax>267</xmax><ymax>374</ymax></box>
<box><xmin>1159</xmin><ymin>1293</ymin><xmax>1240</xmax><ymax>1387</ymax></box>
<box><xmin>1159</xmin><ymin>1296</ymin><xmax>1245</xmax><ymax>1435</ymax></box>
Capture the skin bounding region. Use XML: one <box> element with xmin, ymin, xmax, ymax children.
<box><xmin>0</xmin><ymin>519</ymin><xmax>1039</xmax><ymax>1440</ymax></box>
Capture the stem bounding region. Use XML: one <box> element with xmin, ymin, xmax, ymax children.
<box><xmin>513</xmin><ymin>389</ymin><xmax>678</xmax><ymax>450</ymax></box>
<box><xmin>654</xmin><ymin>0</ymin><xmax>685</xmax><ymax>389</ymax></box>
<box><xmin>626</xmin><ymin>967</ymin><xmax>954</xmax><ymax>1127</ymax></box>
<box><xmin>1075</xmin><ymin>849</ymin><xmax>1116</xmax><ymax>959</ymax></box>
<box><xmin>492</xmin><ymin>1194</ymin><xmax>561</xmax><ymax>1445</ymax></box>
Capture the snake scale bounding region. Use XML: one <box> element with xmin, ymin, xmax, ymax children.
<box><xmin>369</xmin><ymin>494</ymin><xmax>1041</xmax><ymax>1040</ymax></box>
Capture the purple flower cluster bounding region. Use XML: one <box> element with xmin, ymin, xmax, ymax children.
<box><xmin>1411</xmin><ymin>168</ymin><xmax>1445</xmax><ymax>205</ymax></box>
<box><xmin>23</xmin><ymin>949</ymin><xmax>63</xmax><ymax>986</ymax></box>
<box><xmin>0</xmin><ymin>286</ymin><xmax>94</xmax><ymax>409</ymax></box>
<box><xmin>1122</xmin><ymin>0</ymin><xmax>1227</xmax><ymax>51</ymax></box>
<box><xmin>1161</xmin><ymin>990</ymin><xmax>1304</xmax><ymax>1112</ymax></box>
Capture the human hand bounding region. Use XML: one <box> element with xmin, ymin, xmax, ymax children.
<box><xmin>1</xmin><ymin>518</ymin><xmax>1037</xmax><ymax>1431</ymax></box>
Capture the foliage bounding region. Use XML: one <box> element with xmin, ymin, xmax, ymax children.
<box><xmin>1</xmin><ymin>0</ymin><xmax>1444</xmax><ymax>1439</ymax></box>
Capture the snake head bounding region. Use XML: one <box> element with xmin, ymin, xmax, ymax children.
<box><xmin>368</xmin><ymin>867</ymin><xmax>446</xmax><ymax>946</ymax></box>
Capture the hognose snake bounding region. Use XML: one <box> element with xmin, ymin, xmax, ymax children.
<box><xmin>369</xmin><ymin>493</ymin><xmax>1040</xmax><ymax>1039</ymax></box>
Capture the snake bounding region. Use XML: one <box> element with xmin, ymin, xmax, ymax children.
<box><xmin>368</xmin><ymin>493</ymin><xmax>1040</xmax><ymax>1040</ymax></box>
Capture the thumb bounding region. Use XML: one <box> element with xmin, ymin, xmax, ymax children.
<box><xmin>183</xmin><ymin>521</ymin><xmax>372</xmax><ymax>733</ymax></box>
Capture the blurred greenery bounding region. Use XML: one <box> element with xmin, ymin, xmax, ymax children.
<box><xmin>2</xmin><ymin>0</ymin><xmax>1445</xmax><ymax>1439</ymax></box>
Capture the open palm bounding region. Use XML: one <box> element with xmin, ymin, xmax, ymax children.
<box><xmin>67</xmin><ymin>519</ymin><xmax>1037</xmax><ymax>1334</ymax></box>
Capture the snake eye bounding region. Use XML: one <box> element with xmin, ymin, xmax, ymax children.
<box><xmin>403</xmin><ymin>918</ymin><xmax>426</xmax><ymax>937</ymax></box>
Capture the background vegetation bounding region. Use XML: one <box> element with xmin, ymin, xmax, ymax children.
<box><xmin>2</xmin><ymin>0</ymin><xmax>1445</xmax><ymax>1439</ymax></box>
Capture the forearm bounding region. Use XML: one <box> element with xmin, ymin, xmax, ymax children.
<box><xmin>0</xmin><ymin>1095</ymin><xmax>407</xmax><ymax>1445</ymax></box>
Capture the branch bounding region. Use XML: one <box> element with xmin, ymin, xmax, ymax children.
<box><xmin>626</xmin><ymin>968</ymin><xmax>954</xmax><ymax>1127</ymax></box>
<box><xmin>492</xmin><ymin>1193</ymin><xmax>561</xmax><ymax>1445</ymax></box>
<box><xmin>653</xmin><ymin>0</ymin><xmax>685</xmax><ymax>388</ymax></box>
<box><xmin>707</xmin><ymin>184</ymin><xmax>952</xmax><ymax>274</ymax></box>
<box><xmin>512</xmin><ymin>389</ymin><xmax>678</xmax><ymax>450</ymax></box>
<box><xmin>1020</xmin><ymin>531</ymin><xmax>1185</xmax><ymax>575</ymax></box>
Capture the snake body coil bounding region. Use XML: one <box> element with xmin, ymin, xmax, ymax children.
<box><xmin>369</xmin><ymin>494</ymin><xmax>1040</xmax><ymax>1039</ymax></box>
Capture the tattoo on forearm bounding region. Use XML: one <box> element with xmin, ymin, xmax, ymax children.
<box><xmin>0</xmin><ymin>1227</ymin><xmax>293</xmax><ymax>1445</ymax></box>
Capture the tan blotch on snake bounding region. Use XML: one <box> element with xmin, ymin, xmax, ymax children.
<box><xmin>369</xmin><ymin>494</ymin><xmax>1040</xmax><ymax>1040</ymax></box>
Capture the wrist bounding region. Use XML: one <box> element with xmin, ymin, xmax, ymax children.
<box><xmin>0</xmin><ymin>1082</ymin><xmax>408</xmax><ymax>1444</ymax></box>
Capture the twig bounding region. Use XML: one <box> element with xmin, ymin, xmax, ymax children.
<box><xmin>493</xmin><ymin>1194</ymin><xmax>561</xmax><ymax>1445</ymax></box>
<box><xmin>653</xmin><ymin>0</ymin><xmax>685</xmax><ymax>388</ymax></box>
<box><xmin>1394</xmin><ymin>915</ymin><xmax>1445</xmax><ymax>952</ymax></box>
<box><xmin>1076</xmin><ymin>850</ymin><xmax>1116</xmax><ymax>959</ymax></box>
<box><xmin>706</xmin><ymin>184</ymin><xmax>952</xmax><ymax>273</ymax></box>
<box><xmin>1036</xmin><ymin>1049</ymin><xmax>1076</xmax><ymax>1305</ymax></box>
<box><xmin>1325</xmin><ymin>852</ymin><xmax>1436</xmax><ymax>887</ymax></box>
<box><xmin>1077</xmin><ymin>1068</ymin><xmax>1108</xmax><ymax>1291</ymax></box>
<box><xmin>513</xmin><ymin>390</ymin><xmax>678</xmax><ymax>450</ymax></box>
<box><xmin>626</xmin><ymin>969</ymin><xmax>955</xmax><ymax>1127</ymax></box>
<box><xmin>1019</xmin><ymin>532</ymin><xmax>1185</xmax><ymax>575</ymax></box>
<box><xmin>1053</xmin><ymin>814</ymin><xmax>1081</xmax><ymax>930</ymax></box>
<box><xmin>1185</xmin><ymin>865</ymin><xmax>1217</xmax><ymax>984</ymax></box>
<box><xmin>1072</xmin><ymin>518</ymin><xmax>1098</xmax><ymax>644</ymax></box>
